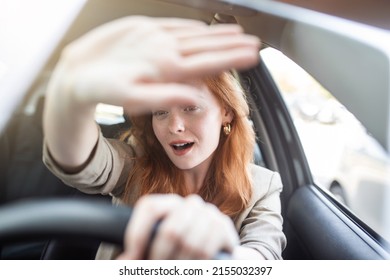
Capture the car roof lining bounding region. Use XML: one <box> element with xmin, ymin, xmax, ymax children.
<box><xmin>275</xmin><ymin>0</ymin><xmax>390</xmax><ymax>30</ymax></box>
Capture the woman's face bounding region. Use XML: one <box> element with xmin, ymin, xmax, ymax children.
<box><xmin>152</xmin><ymin>82</ymin><xmax>232</xmax><ymax>172</ymax></box>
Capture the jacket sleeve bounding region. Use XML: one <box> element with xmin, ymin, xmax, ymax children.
<box><xmin>236</xmin><ymin>166</ymin><xmax>287</xmax><ymax>259</ymax></box>
<box><xmin>42</xmin><ymin>129</ymin><xmax>135</xmax><ymax>197</ymax></box>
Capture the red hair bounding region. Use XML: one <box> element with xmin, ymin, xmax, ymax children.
<box><xmin>121</xmin><ymin>72</ymin><xmax>255</xmax><ymax>218</ymax></box>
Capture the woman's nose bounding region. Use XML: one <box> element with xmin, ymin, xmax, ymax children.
<box><xmin>168</xmin><ymin>113</ymin><xmax>185</xmax><ymax>134</ymax></box>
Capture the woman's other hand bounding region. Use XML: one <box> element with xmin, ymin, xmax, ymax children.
<box><xmin>117</xmin><ymin>194</ymin><xmax>239</xmax><ymax>259</ymax></box>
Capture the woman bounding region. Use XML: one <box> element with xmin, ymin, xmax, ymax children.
<box><xmin>43</xmin><ymin>16</ymin><xmax>286</xmax><ymax>260</ymax></box>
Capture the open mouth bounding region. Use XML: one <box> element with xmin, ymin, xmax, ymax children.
<box><xmin>171</xmin><ymin>142</ymin><xmax>194</xmax><ymax>151</ymax></box>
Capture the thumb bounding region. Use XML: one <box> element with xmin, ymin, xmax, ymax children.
<box><xmin>116</xmin><ymin>251</ymin><xmax>138</xmax><ymax>260</ymax></box>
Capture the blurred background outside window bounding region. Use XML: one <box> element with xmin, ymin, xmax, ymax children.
<box><xmin>261</xmin><ymin>48</ymin><xmax>390</xmax><ymax>242</ymax></box>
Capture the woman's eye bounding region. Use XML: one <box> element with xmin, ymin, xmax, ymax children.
<box><xmin>184</xmin><ymin>106</ymin><xmax>199</xmax><ymax>112</ymax></box>
<box><xmin>153</xmin><ymin>110</ymin><xmax>168</xmax><ymax>118</ymax></box>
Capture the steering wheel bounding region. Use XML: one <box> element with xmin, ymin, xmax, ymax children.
<box><xmin>0</xmin><ymin>198</ymin><xmax>130</xmax><ymax>257</ymax></box>
<box><xmin>0</xmin><ymin>198</ymin><xmax>230</xmax><ymax>259</ymax></box>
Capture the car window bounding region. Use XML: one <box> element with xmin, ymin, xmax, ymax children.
<box><xmin>261</xmin><ymin>47</ymin><xmax>390</xmax><ymax>243</ymax></box>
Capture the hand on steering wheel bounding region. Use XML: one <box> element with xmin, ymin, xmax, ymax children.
<box><xmin>118</xmin><ymin>194</ymin><xmax>239</xmax><ymax>260</ymax></box>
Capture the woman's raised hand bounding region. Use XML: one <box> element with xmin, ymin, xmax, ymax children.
<box><xmin>49</xmin><ymin>16</ymin><xmax>260</xmax><ymax>112</ymax></box>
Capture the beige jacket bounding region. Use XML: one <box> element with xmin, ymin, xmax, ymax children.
<box><xmin>43</xmin><ymin>131</ymin><xmax>287</xmax><ymax>259</ymax></box>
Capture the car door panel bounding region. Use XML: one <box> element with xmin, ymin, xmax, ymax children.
<box><xmin>285</xmin><ymin>186</ymin><xmax>388</xmax><ymax>259</ymax></box>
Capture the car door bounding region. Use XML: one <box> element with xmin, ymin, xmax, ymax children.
<box><xmin>241</xmin><ymin>57</ymin><xmax>389</xmax><ymax>259</ymax></box>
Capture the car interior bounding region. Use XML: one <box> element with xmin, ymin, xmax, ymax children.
<box><xmin>0</xmin><ymin>0</ymin><xmax>389</xmax><ymax>260</ymax></box>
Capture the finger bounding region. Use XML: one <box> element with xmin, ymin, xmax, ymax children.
<box><xmin>154</xmin><ymin>17</ymin><xmax>207</xmax><ymax>29</ymax></box>
<box><xmin>148</xmin><ymin>203</ymin><xmax>194</xmax><ymax>259</ymax></box>
<box><xmin>69</xmin><ymin>16</ymin><xmax>205</xmax><ymax>56</ymax></box>
<box><xmin>124</xmin><ymin>194</ymin><xmax>181</xmax><ymax>259</ymax></box>
<box><xmin>174</xmin><ymin>214</ymin><xmax>211</xmax><ymax>259</ymax></box>
<box><xmin>178</xmin><ymin>47</ymin><xmax>260</xmax><ymax>78</ymax></box>
<box><xmin>178</xmin><ymin>200</ymin><xmax>239</xmax><ymax>259</ymax></box>
<box><xmin>179</xmin><ymin>34</ymin><xmax>260</xmax><ymax>56</ymax></box>
<box><xmin>167</xmin><ymin>195</ymin><xmax>210</xmax><ymax>259</ymax></box>
<box><xmin>79</xmin><ymin>16</ymin><xmax>205</xmax><ymax>45</ymax></box>
<box><xmin>175</xmin><ymin>202</ymin><xmax>223</xmax><ymax>259</ymax></box>
<box><xmin>173</xmin><ymin>24</ymin><xmax>244</xmax><ymax>40</ymax></box>
<box><xmin>112</xmin><ymin>18</ymin><xmax>208</xmax><ymax>48</ymax></box>
<box><xmin>120</xmin><ymin>83</ymin><xmax>205</xmax><ymax>114</ymax></box>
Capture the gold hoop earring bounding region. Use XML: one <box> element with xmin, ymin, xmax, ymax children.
<box><xmin>223</xmin><ymin>123</ymin><xmax>231</xmax><ymax>136</ymax></box>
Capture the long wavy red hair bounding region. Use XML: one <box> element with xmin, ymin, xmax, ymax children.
<box><xmin>121</xmin><ymin>72</ymin><xmax>255</xmax><ymax>218</ymax></box>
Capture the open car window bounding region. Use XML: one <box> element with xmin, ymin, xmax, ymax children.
<box><xmin>261</xmin><ymin>47</ymin><xmax>390</xmax><ymax>244</ymax></box>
